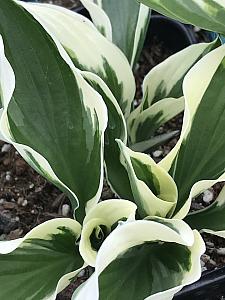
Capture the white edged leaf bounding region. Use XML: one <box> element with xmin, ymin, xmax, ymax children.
<box><xmin>138</xmin><ymin>0</ymin><xmax>225</xmax><ymax>36</ymax></box>
<box><xmin>0</xmin><ymin>218</ymin><xmax>85</xmax><ymax>300</ymax></box>
<box><xmin>128</xmin><ymin>40</ymin><xmax>218</xmax><ymax>135</ymax></box>
<box><xmin>79</xmin><ymin>199</ymin><xmax>137</xmax><ymax>266</ymax></box>
<box><xmin>19</xmin><ymin>0</ymin><xmax>135</xmax><ymax>116</ymax></box>
<box><xmin>74</xmin><ymin>219</ymin><xmax>205</xmax><ymax>300</ymax></box>
<box><xmin>185</xmin><ymin>184</ymin><xmax>225</xmax><ymax>238</ymax></box>
<box><xmin>117</xmin><ymin>140</ymin><xmax>178</xmax><ymax>218</ymax></box>
<box><xmin>129</xmin><ymin>96</ymin><xmax>184</xmax><ymax>144</ymax></box>
<box><xmin>159</xmin><ymin>45</ymin><xmax>225</xmax><ymax>218</ymax></box>
<box><xmin>80</xmin><ymin>0</ymin><xmax>112</xmax><ymax>40</ymax></box>
<box><xmin>80</xmin><ymin>71</ymin><xmax>134</xmax><ymax>200</ymax></box>
<box><xmin>81</xmin><ymin>0</ymin><xmax>150</xmax><ymax>67</ymax></box>
<box><xmin>0</xmin><ymin>0</ymin><xmax>108</xmax><ymax>222</ymax></box>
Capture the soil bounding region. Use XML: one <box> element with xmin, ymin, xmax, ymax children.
<box><xmin>1</xmin><ymin>1</ymin><xmax>225</xmax><ymax>299</ymax></box>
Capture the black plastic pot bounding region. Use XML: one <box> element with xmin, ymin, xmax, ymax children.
<box><xmin>148</xmin><ymin>14</ymin><xmax>197</xmax><ymax>52</ymax></box>
<box><xmin>174</xmin><ymin>267</ymin><xmax>225</xmax><ymax>300</ymax></box>
<box><xmin>72</xmin><ymin>7</ymin><xmax>197</xmax><ymax>52</ymax></box>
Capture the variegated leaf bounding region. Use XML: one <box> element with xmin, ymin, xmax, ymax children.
<box><xmin>19</xmin><ymin>1</ymin><xmax>135</xmax><ymax>116</ymax></box>
<box><xmin>185</xmin><ymin>185</ymin><xmax>225</xmax><ymax>238</ymax></box>
<box><xmin>79</xmin><ymin>199</ymin><xmax>137</xmax><ymax>266</ymax></box>
<box><xmin>129</xmin><ymin>97</ymin><xmax>184</xmax><ymax>144</ymax></box>
<box><xmin>128</xmin><ymin>40</ymin><xmax>218</xmax><ymax>139</ymax></box>
<box><xmin>0</xmin><ymin>218</ymin><xmax>85</xmax><ymax>300</ymax></box>
<box><xmin>80</xmin><ymin>0</ymin><xmax>112</xmax><ymax>40</ymax></box>
<box><xmin>130</xmin><ymin>131</ymin><xmax>179</xmax><ymax>152</ymax></box>
<box><xmin>117</xmin><ymin>140</ymin><xmax>178</xmax><ymax>218</ymax></box>
<box><xmin>160</xmin><ymin>45</ymin><xmax>225</xmax><ymax>219</ymax></box>
<box><xmin>138</xmin><ymin>0</ymin><xmax>225</xmax><ymax>36</ymax></box>
<box><xmin>74</xmin><ymin>219</ymin><xmax>205</xmax><ymax>300</ymax></box>
<box><xmin>81</xmin><ymin>0</ymin><xmax>150</xmax><ymax>67</ymax></box>
<box><xmin>0</xmin><ymin>0</ymin><xmax>108</xmax><ymax>222</ymax></box>
<box><xmin>81</xmin><ymin>71</ymin><xmax>134</xmax><ymax>200</ymax></box>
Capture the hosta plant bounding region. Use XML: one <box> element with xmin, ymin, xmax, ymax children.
<box><xmin>0</xmin><ymin>0</ymin><xmax>225</xmax><ymax>300</ymax></box>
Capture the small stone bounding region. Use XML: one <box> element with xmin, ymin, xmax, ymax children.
<box><xmin>203</xmin><ymin>190</ymin><xmax>214</xmax><ymax>204</ymax></box>
<box><xmin>22</xmin><ymin>199</ymin><xmax>28</xmax><ymax>207</ymax></box>
<box><xmin>201</xmin><ymin>254</ymin><xmax>210</xmax><ymax>263</ymax></box>
<box><xmin>35</xmin><ymin>187</ymin><xmax>42</xmax><ymax>193</ymax></box>
<box><xmin>1</xmin><ymin>143</ymin><xmax>11</xmax><ymax>153</ymax></box>
<box><xmin>5</xmin><ymin>174</ymin><xmax>11</xmax><ymax>182</ymax></box>
<box><xmin>62</xmin><ymin>204</ymin><xmax>70</xmax><ymax>217</ymax></box>
<box><xmin>194</xmin><ymin>26</ymin><xmax>201</xmax><ymax>32</ymax></box>
<box><xmin>0</xmin><ymin>234</ymin><xmax>6</xmax><ymax>241</ymax></box>
<box><xmin>3</xmin><ymin>202</ymin><xmax>16</xmax><ymax>209</ymax></box>
<box><xmin>6</xmin><ymin>171</ymin><xmax>11</xmax><ymax>176</ymax></box>
<box><xmin>0</xmin><ymin>199</ymin><xmax>5</xmax><ymax>204</ymax></box>
<box><xmin>15</xmin><ymin>216</ymin><xmax>20</xmax><ymax>222</ymax></box>
<box><xmin>29</xmin><ymin>183</ymin><xmax>34</xmax><ymax>189</ymax></box>
<box><xmin>7</xmin><ymin>229</ymin><xmax>23</xmax><ymax>240</ymax></box>
<box><xmin>201</xmin><ymin>267</ymin><xmax>207</xmax><ymax>272</ymax></box>
<box><xmin>3</xmin><ymin>158</ymin><xmax>11</xmax><ymax>166</ymax></box>
<box><xmin>206</xmin><ymin>241</ymin><xmax>214</xmax><ymax>248</ymax></box>
<box><xmin>77</xmin><ymin>269</ymin><xmax>85</xmax><ymax>278</ymax></box>
<box><xmin>152</xmin><ymin>150</ymin><xmax>163</xmax><ymax>158</ymax></box>
<box><xmin>157</xmin><ymin>127</ymin><xmax>164</xmax><ymax>134</ymax></box>
<box><xmin>17</xmin><ymin>197</ymin><xmax>24</xmax><ymax>206</ymax></box>
<box><xmin>216</xmin><ymin>248</ymin><xmax>225</xmax><ymax>255</ymax></box>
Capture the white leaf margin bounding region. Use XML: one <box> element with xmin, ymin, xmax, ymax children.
<box><xmin>79</xmin><ymin>199</ymin><xmax>137</xmax><ymax>266</ymax></box>
<box><xmin>0</xmin><ymin>218</ymin><xmax>86</xmax><ymax>300</ymax></box>
<box><xmin>0</xmin><ymin>1</ymin><xmax>108</xmax><ymax>218</ymax></box>
<box><xmin>74</xmin><ymin>219</ymin><xmax>205</xmax><ymax>300</ymax></box>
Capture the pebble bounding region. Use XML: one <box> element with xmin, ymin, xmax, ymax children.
<box><xmin>201</xmin><ymin>254</ymin><xmax>210</xmax><ymax>263</ymax></box>
<box><xmin>216</xmin><ymin>248</ymin><xmax>225</xmax><ymax>255</ymax></box>
<box><xmin>1</xmin><ymin>144</ymin><xmax>11</xmax><ymax>153</ymax></box>
<box><xmin>203</xmin><ymin>189</ymin><xmax>214</xmax><ymax>204</ymax></box>
<box><xmin>17</xmin><ymin>197</ymin><xmax>24</xmax><ymax>206</ymax></box>
<box><xmin>0</xmin><ymin>234</ymin><xmax>6</xmax><ymax>241</ymax></box>
<box><xmin>77</xmin><ymin>269</ymin><xmax>85</xmax><ymax>278</ymax></box>
<box><xmin>152</xmin><ymin>150</ymin><xmax>163</xmax><ymax>158</ymax></box>
<box><xmin>62</xmin><ymin>204</ymin><xmax>70</xmax><ymax>216</ymax></box>
<box><xmin>0</xmin><ymin>199</ymin><xmax>4</xmax><ymax>204</ymax></box>
<box><xmin>22</xmin><ymin>199</ymin><xmax>28</xmax><ymax>207</ymax></box>
<box><xmin>5</xmin><ymin>174</ymin><xmax>11</xmax><ymax>182</ymax></box>
<box><xmin>206</xmin><ymin>241</ymin><xmax>215</xmax><ymax>248</ymax></box>
<box><xmin>29</xmin><ymin>183</ymin><xmax>34</xmax><ymax>189</ymax></box>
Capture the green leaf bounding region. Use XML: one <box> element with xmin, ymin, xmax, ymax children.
<box><xmin>160</xmin><ymin>45</ymin><xmax>225</xmax><ymax>218</ymax></box>
<box><xmin>74</xmin><ymin>219</ymin><xmax>205</xmax><ymax>300</ymax></box>
<box><xmin>185</xmin><ymin>185</ymin><xmax>225</xmax><ymax>238</ymax></box>
<box><xmin>138</xmin><ymin>0</ymin><xmax>225</xmax><ymax>36</ymax></box>
<box><xmin>20</xmin><ymin>1</ymin><xmax>135</xmax><ymax>116</ymax></box>
<box><xmin>0</xmin><ymin>0</ymin><xmax>107</xmax><ymax>222</ymax></box>
<box><xmin>117</xmin><ymin>140</ymin><xmax>178</xmax><ymax>218</ymax></box>
<box><xmin>0</xmin><ymin>218</ymin><xmax>84</xmax><ymax>300</ymax></box>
